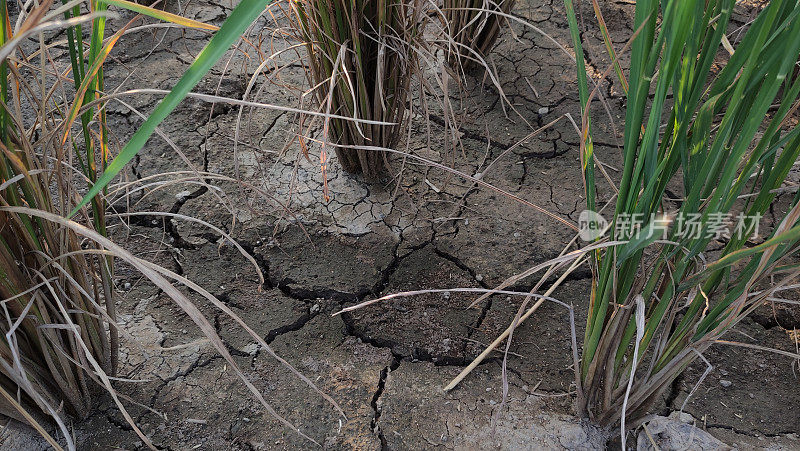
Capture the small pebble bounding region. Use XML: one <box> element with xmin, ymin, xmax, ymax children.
<box><xmin>720</xmin><ymin>379</ymin><xmax>732</xmax><ymax>388</ymax></box>
<box><xmin>538</xmin><ymin>107</ymin><xmax>549</xmax><ymax>115</ymax></box>
<box><xmin>475</xmin><ymin>274</ymin><xmax>484</xmax><ymax>282</ymax></box>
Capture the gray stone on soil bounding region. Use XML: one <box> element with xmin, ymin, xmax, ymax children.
<box><xmin>638</xmin><ymin>412</ymin><xmax>732</xmax><ymax>451</ymax></box>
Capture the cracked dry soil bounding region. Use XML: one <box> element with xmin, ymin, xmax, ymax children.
<box><xmin>5</xmin><ymin>0</ymin><xmax>800</xmax><ymax>450</ymax></box>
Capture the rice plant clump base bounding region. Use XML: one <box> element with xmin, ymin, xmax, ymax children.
<box><xmin>292</xmin><ymin>0</ymin><xmax>425</xmax><ymax>179</ymax></box>
<box><xmin>443</xmin><ymin>0</ymin><xmax>516</xmax><ymax>72</ymax></box>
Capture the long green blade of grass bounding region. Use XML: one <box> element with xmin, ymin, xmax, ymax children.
<box><xmin>563</xmin><ymin>0</ymin><xmax>595</xmax><ymax>213</ymax></box>
<box><xmin>69</xmin><ymin>0</ymin><xmax>270</xmax><ymax>217</ymax></box>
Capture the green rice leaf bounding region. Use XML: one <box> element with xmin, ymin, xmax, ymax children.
<box><xmin>69</xmin><ymin>0</ymin><xmax>270</xmax><ymax>217</ymax></box>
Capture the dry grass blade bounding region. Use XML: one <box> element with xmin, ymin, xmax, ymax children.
<box><xmin>444</xmin><ymin>252</ymin><xmax>587</xmax><ymax>393</ymax></box>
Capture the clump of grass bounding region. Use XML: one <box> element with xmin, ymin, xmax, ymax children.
<box><xmin>567</xmin><ymin>0</ymin><xmax>800</xmax><ymax>433</ymax></box>
<box><xmin>290</xmin><ymin>0</ymin><xmax>426</xmax><ymax>179</ymax></box>
<box><xmin>442</xmin><ymin>0</ymin><xmax>516</xmax><ymax>72</ymax></box>
<box><xmin>0</xmin><ymin>0</ymin><xmax>117</xmax><ymax>445</ymax></box>
<box><xmin>1</xmin><ymin>1</ymin><xmax>344</xmax><ymax>447</ymax></box>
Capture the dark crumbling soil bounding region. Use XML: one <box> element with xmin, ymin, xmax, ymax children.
<box><xmin>3</xmin><ymin>0</ymin><xmax>799</xmax><ymax>450</ymax></box>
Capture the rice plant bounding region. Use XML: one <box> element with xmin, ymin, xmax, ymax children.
<box><xmin>0</xmin><ymin>0</ymin><xmax>117</xmax><ymax>446</ymax></box>
<box><xmin>567</xmin><ymin>0</ymin><xmax>800</xmax><ymax>432</ymax></box>
<box><xmin>1</xmin><ymin>1</ymin><xmax>344</xmax><ymax>447</ymax></box>
<box><xmin>442</xmin><ymin>0</ymin><xmax>516</xmax><ymax>71</ymax></box>
<box><xmin>289</xmin><ymin>0</ymin><xmax>426</xmax><ymax>178</ymax></box>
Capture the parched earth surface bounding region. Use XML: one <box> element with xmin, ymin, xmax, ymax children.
<box><xmin>4</xmin><ymin>0</ymin><xmax>800</xmax><ymax>450</ymax></box>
